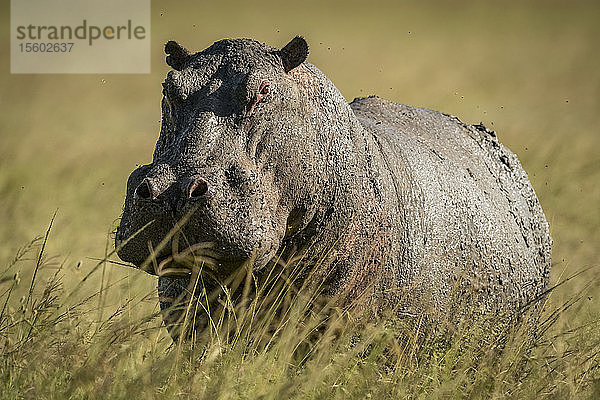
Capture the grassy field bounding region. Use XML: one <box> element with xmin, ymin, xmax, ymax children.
<box><xmin>1</xmin><ymin>0</ymin><xmax>599</xmax><ymax>398</ymax></box>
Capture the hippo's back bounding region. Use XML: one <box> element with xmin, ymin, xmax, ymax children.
<box><xmin>349</xmin><ymin>96</ymin><xmax>551</xmax><ymax>316</ymax></box>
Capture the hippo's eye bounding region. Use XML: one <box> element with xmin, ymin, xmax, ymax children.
<box><xmin>259</xmin><ymin>81</ymin><xmax>270</xmax><ymax>96</ymax></box>
<box><xmin>247</xmin><ymin>80</ymin><xmax>271</xmax><ymax>116</ymax></box>
<box><xmin>256</xmin><ymin>81</ymin><xmax>271</xmax><ymax>103</ymax></box>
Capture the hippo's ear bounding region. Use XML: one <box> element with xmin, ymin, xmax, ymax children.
<box><xmin>278</xmin><ymin>36</ymin><xmax>309</xmax><ymax>73</ymax></box>
<box><xmin>165</xmin><ymin>41</ymin><xmax>191</xmax><ymax>71</ymax></box>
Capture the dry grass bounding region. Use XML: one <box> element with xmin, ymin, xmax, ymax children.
<box><xmin>0</xmin><ymin>0</ymin><xmax>599</xmax><ymax>398</ymax></box>
<box><xmin>0</xmin><ymin>229</ymin><xmax>599</xmax><ymax>399</ymax></box>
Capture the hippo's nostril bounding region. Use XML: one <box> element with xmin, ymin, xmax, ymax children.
<box><xmin>189</xmin><ymin>178</ymin><xmax>209</xmax><ymax>199</ymax></box>
<box><xmin>134</xmin><ymin>179</ymin><xmax>154</xmax><ymax>200</ymax></box>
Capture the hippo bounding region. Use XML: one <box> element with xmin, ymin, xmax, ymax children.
<box><xmin>115</xmin><ymin>36</ymin><xmax>551</xmax><ymax>337</ymax></box>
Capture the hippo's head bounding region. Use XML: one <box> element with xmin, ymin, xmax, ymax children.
<box><xmin>115</xmin><ymin>37</ymin><xmax>349</xmax><ymax>280</ymax></box>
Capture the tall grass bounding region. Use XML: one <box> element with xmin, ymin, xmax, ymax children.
<box><xmin>1</xmin><ymin>1</ymin><xmax>598</xmax><ymax>398</ymax></box>
<box><xmin>1</xmin><ymin>223</ymin><xmax>598</xmax><ymax>399</ymax></box>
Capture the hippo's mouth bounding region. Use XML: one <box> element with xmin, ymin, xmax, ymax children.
<box><xmin>139</xmin><ymin>242</ymin><xmax>223</xmax><ymax>277</ymax></box>
<box><xmin>151</xmin><ymin>256</ymin><xmax>194</xmax><ymax>277</ymax></box>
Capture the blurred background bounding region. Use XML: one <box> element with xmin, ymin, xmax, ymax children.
<box><xmin>0</xmin><ymin>0</ymin><xmax>598</xmax><ymax>310</ymax></box>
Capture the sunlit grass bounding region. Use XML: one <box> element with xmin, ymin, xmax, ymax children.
<box><xmin>0</xmin><ymin>0</ymin><xmax>599</xmax><ymax>398</ymax></box>
<box><xmin>0</xmin><ymin>226</ymin><xmax>598</xmax><ymax>399</ymax></box>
